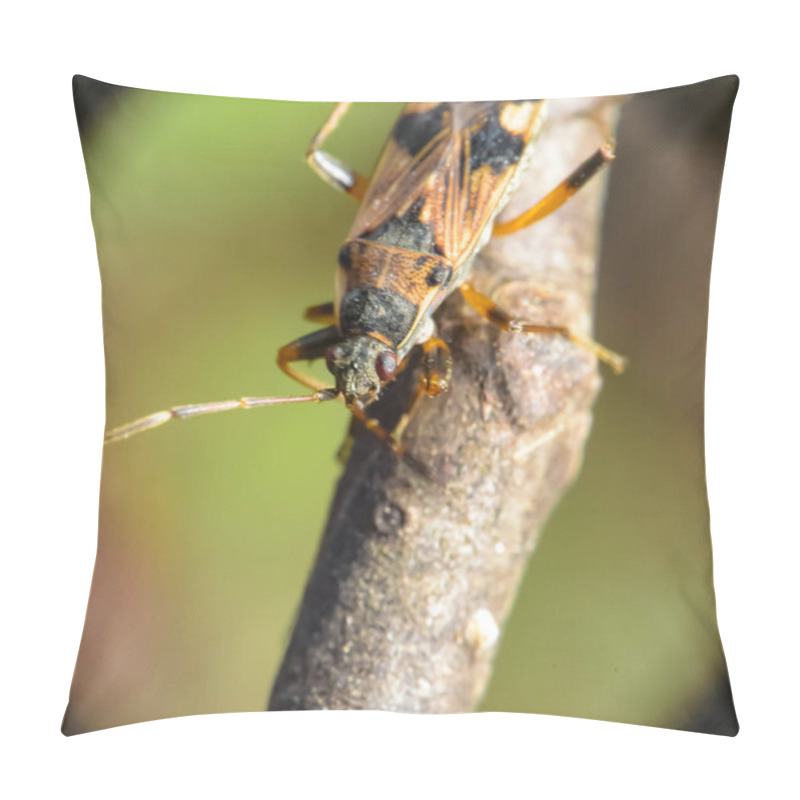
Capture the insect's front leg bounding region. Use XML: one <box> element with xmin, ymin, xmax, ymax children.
<box><xmin>418</xmin><ymin>336</ymin><xmax>453</xmax><ymax>398</ymax></box>
<box><xmin>277</xmin><ymin>324</ymin><xmax>342</xmax><ymax>392</ymax></box>
<box><xmin>306</xmin><ymin>102</ymin><xmax>369</xmax><ymax>201</ymax></box>
<box><xmin>392</xmin><ymin>337</ymin><xmax>453</xmax><ymax>443</ymax></box>
<box><xmin>493</xmin><ymin>142</ymin><xmax>615</xmax><ymax>236</ymax></box>
<box><xmin>459</xmin><ymin>282</ymin><xmax>626</xmax><ymax>374</ymax></box>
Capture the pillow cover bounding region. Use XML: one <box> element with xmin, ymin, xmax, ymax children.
<box><xmin>64</xmin><ymin>76</ymin><xmax>739</xmax><ymax>735</ymax></box>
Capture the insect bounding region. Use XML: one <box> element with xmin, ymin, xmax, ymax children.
<box><xmin>104</xmin><ymin>101</ymin><xmax>625</xmax><ymax>451</ymax></box>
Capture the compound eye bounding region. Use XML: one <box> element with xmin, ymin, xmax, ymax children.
<box><xmin>375</xmin><ymin>350</ymin><xmax>398</xmax><ymax>382</ymax></box>
<box><xmin>325</xmin><ymin>345</ymin><xmax>344</xmax><ymax>375</ymax></box>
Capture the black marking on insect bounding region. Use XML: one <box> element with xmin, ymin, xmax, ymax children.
<box><xmin>469</xmin><ymin>109</ymin><xmax>526</xmax><ymax>175</ymax></box>
<box><xmin>426</xmin><ymin>265</ymin><xmax>452</xmax><ymax>287</ymax></box>
<box><xmin>338</xmin><ymin>244</ymin><xmax>353</xmax><ymax>271</ymax></box>
<box><xmin>361</xmin><ymin>195</ymin><xmax>444</xmax><ymax>256</ymax></box>
<box><xmin>391</xmin><ymin>104</ymin><xmax>448</xmax><ymax>157</ymax></box>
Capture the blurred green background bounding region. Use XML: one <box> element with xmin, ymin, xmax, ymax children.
<box><xmin>65</xmin><ymin>78</ymin><xmax>737</xmax><ymax>735</ymax></box>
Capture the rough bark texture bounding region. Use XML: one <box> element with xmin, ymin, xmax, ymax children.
<box><xmin>269</xmin><ymin>98</ymin><xmax>621</xmax><ymax>713</ymax></box>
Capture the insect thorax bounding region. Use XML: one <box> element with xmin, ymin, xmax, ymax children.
<box><xmin>338</xmin><ymin>238</ymin><xmax>454</xmax><ymax>350</ymax></box>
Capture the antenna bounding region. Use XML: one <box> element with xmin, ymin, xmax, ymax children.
<box><xmin>104</xmin><ymin>389</ymin><xmax>339</xmax><ymax>444</ymax></box>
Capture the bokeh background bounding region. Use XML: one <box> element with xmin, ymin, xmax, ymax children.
<box><xmin>64</xmin><ymin>77</ymin><xmax>738</xmax><ymax>735</ymax></box>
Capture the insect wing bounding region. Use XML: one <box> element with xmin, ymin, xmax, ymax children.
<box><xmin>446</xmin><ymin>101</ymin><xmax>546</xmax><ymax>263</ymax></box>
<box><xmin>349</xmin><ymin>101</ymin><xmax>546</xmax><ymax>268</ymax></box>
<box><xmin>347</xmin><ymin>103</ymin><xmax>453</xmax><ymax>244</ymax></box>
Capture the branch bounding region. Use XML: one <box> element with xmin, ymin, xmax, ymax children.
<box><xmin>269</xmin><ymin>98</ymin><xmax>622</xmax><ymax>712</ymax></box>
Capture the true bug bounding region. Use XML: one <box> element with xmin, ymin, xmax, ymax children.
<box><xmin>104</xmin><ymin>101</ymin><xmax>625</xmax><ymax>450</ymax></box>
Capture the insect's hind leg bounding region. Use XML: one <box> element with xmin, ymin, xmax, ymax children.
<box><xmin>307</xmin><ymin>102</ymin><xmax>369</xmax><ymax>201</ymax></box>
<box><xmin>460</xmin><ymin>281</ymin><xmax>626</xmax><ymax>373</ymax></box>
<box><xmin>277</xmin><ymin>324</ymin><xmax>342</xmax><ymax>392</ymax></box>
<box><xmin>493</xmin><ymin>142</ymin><xmax>615</xmax><ymax>236</ymax></box>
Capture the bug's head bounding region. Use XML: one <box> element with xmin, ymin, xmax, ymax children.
<box><xmin>325</xmin><ymin>335</ymin><xmax>399</xmax><ymax>410</ymax></box>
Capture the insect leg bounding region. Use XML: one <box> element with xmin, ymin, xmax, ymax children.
<box><xmin>277</xmin><ymin>324</ymin><xmax>343</xmax><ymax>392</ymax></box>
<box><xmin>419</xmin><ymin>336</ymin><xmax>453</xmax><ymax>397</ymax></box>
<box><xmin>348</xmin><ymin>403</ymin><xmax>434</xmax><ymax>479</ymax></box>
<box><xmin>493</xmin><ymin>143</ymin><xmax>615</xmax><ymax>236</ymax></box>
<box><xmin>392</xmin><ymin>337</ymin><xmax>452</xmax><ymax>442</ymax></box>
<box><xmin>303</xmin><ymin>301</ymin><xmax>337</xmax><ymax>325</ymax></box>
<box><xmin>350</xmin><ymin>406</ymin><xmax>402</xmax><ymax>451</ymax></box>
<box><xmin>307</xmin><ymin>102</ymin><xmax>369</xmax><ymax>201</ymax></box>
<box><xmin>460</xmin><ymin>281</ymin><xmax>627</xmax><ymax>373</ymax></box>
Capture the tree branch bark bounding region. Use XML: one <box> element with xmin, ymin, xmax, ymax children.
<box><xmin>269</xmin><ymin>97</ymin><xmax>621</xmax><ymax>713</ymax></box>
